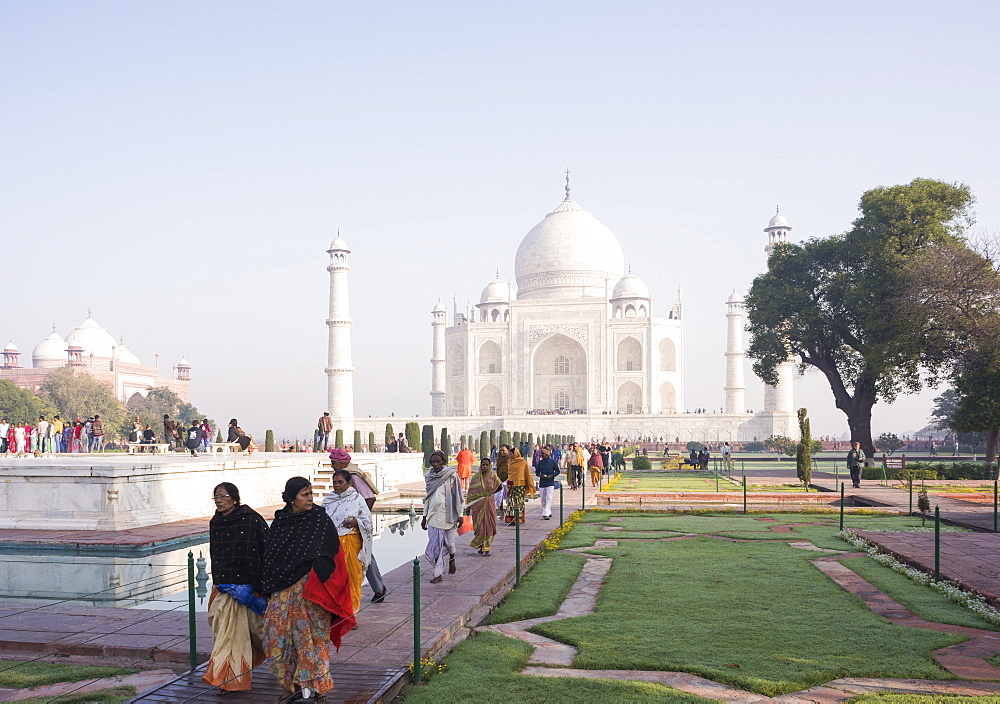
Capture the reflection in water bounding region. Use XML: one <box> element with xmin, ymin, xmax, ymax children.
<box><xmin>0</xmin><ymin>512</ymin><xmax>424</xmax><ymax>612</ymax></box>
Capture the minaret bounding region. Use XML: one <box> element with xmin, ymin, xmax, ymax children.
<box><xmin>724</xmin><ymin>291</ymin><xmax>746</xmax><ymax>414</ymax></box>
<box><xmin>326</xmin><ymin>232</ymin><xmax>355</xmax><ymax>436</ymax></box>
<box><xmin>762</xmin><ymin>210</ymin><xmax>795</xmax><ymax>415</ymax></box>
<box><xmin>430</xmin><ymin>300</ymin><xmax>447</xmax><ymax>416</ymax></box>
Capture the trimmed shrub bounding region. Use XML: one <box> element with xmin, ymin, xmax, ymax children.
<box><xmin>406</xmin><ymin>422</ymin><xmax>421</xmax><ymax>452</ymax></box>
<box><xmin>480</xmin><ymin>431</ymin><xmax>489</xmax><ymax>459</ymax></box>
<box><xmin>686</xmin><ymin>441</ymin><xmax>705</xmax><ymax>452</ymax></box>
<box><xmin>353</xmin><ymin>430</ymin><xmax>362</xmax><ymax>452</ymax></box>
<box><xmin>744</xmin><ymin>441</ymin><xmax>766</xmax><ymax>452</ymax></box>
<box><xmin>369</xmin><ymin>431</ymin><xmax>376</xmax><ymax>451</ymax></box>
<box><xmin>422</xmin><ymin>425</ymin><xmax>435</xmax><ymax>467</ymax></box>
<box><xmin>632</xmin><ymin>455</ymin><xmax>652</xmax><ymax>470</ymax></box>
<box><xmin>335</xmin><ymin>429</ymin><xmax>344</xmax><ymax>449</ymax></box>
<box><xmin>385</xmin><ymin>423</ymin><xmax>394</xmax><ymax>446</ymax></box>
<box><xmin>265</xmin><ymin>429</ymin><xmax>275</xmax><ymax>452</ymax></box>
<box><xmin>441</xmin><ymin>427</ymin><xmax>450</xmax><ymax>463</ymax></box>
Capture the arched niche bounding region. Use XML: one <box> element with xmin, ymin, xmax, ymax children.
<box><xmin>659</xmin><ymin>337</ymin><xmax>676</xmax><ymax>372</ymax></box>
<box><xmin>479</xmin><ymin>384</ymin><xmax>501</xmax><ymax>415</ymax></box>
<box><xmin>478</xmin><ymin>340</ymin><xmax>502</xmax><ymax>374</ymax></box>
<box><xmin>617</xmin><ymin>381</ymin><xmax>642</xmax><ymax>414</ymax></box>
<box><xmin>659</xmin><ymin>381</ymin><xmax>676</xmax><ymax>411</ymax></box>
<box><xmin>617</xmin><ymin>337</ymin><xmax>642</xmax><ymax>371</ymax></box>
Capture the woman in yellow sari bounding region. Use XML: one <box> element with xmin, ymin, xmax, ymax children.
<box><xmin>321</xmin><ymin>469</ymin><xmax>373</xmax><ymax>612</ymax></box>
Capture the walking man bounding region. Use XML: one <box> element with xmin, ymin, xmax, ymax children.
<box><xmin>535</xmin><ymin>446</ymin><xmax>560</xmax><ymax>520</ymax></box>
<box><xmin>318</xmin><ymin>412</ymin><xmax>333</xmax><ymax>451</ymax></box>
<box><xmin>90</xmin><ymin>415</ymin><xmax>104</xmax><ymax>453</ymax></box>
<box><xmin>847</xmin><ymin>441</ymin><xmax>865</xmax><ymax>489</ymax></box>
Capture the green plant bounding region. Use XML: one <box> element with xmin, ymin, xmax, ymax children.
<box><xmin>632</xmin><ymin>455</ymin><xmax>652</xmax><ymax>470</ymax></box>
<box><xmin>406</xmin><ymin>421</ymin><xmax>421</xmax><ymax>452</ymax></box>
<box><xmin>440</xmin><ymin>427</ymin><xmax>450</xmax><ymax>463</ymax></box>
<box><xmin>686</xmin><ymin>441</ymin><xmax>705</xmax><ymax>452</ymax></box>
<box><xmin>422</xmin><ymin>424</ymin><xmax>435</xmax><ymax>467</ymax></box>
<box><xmin>917</xmin><ymin>485</ymin><xmax>931</xmax><ymax>525</ymax></box>
<box><xmin>369</xmin><ymin>431</ymin><xmax>376</xmax><ymax>451</ymax></box>
<box><xmin>334</xmin><ymin>429</ymin><xmax>344</xmax><ymax>448</ymax></box>
<box><xmin>385</xmin><ymin>423</ymin><xmax>394</xmax><ymax>446</ymax></box>
<box><xmin>353</xmin><ymin>429</ymin><xmax>362</xmax><ymax>452</ymax></box>
<box><xmin>480</xmin><ymin>431</ymin><xmax>489</xmax><ymax>459</ymax></box>
<box><xmin>796</xmin><ymin>408</ymin><xmax>811</xmax><ymax>490</ymax></box>
<box><xmin>744</xmin><ymin>441</ymin><xmax>766</xmax><ymax>452</ymax></box>
<box><xmin>216</xmin><ymin>429</ymin><xmax>223</xmax><ymax>443</ymax></box>
<box><xmin>265</xmin><ymin>429</ymin><xmax>275</xmax><ymax>452</ymax></box>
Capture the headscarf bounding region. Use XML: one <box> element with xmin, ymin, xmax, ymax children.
<box><xmin>321</xmin><ymin>486</ymin><xmax>373</xmax><ymax>570</ymax></box>
<box><xmin>209</xmin><ymin>503</ymin><xmax>269</xmax><ymax>592</ymax></box>
<box><xmin>423</xmin><ymin>464</ymin><xmax>464</xmax><ymax>526</ymax></box>
<box><xmin>262</xmin><ymin>480</ymin><xmax>340</xmax><ymax>596</ymax></box>
<box><xmin>329</xmin><ymin>449</ymin><xmax>379</xmax><ymax>495</ymax></box>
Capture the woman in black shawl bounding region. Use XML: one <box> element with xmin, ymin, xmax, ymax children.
<box><xmin>262</xmin><ymin>477</ymin><xmax>355</xmax><ymax>703</ymax></box>
<box><xmin>202</xmin><ymin>482</ymin><xmax>269</xmax><ymax>695</ymax></box>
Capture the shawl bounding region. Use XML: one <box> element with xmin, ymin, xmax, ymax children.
<box><xmin>466</xmin><ymin>465</ymin><xmax>501</xmax><ymax>506</ymax></box>
<box><xmin>302</xmin><ymin>550</ymin><xmax>357</xmax><ymax>651</ymax></box>
<box><xmin>321</xmin><ymin>487</ymin><xmax>373</xmax><ymax>570</ymax></box>
<box><xmin>209</xmin><ymin>504</ymin><xmax>269</xmax><ymax>592</ymax></box>
<box><xmin>505</xmin><ymin>449</ymin><xmax>536</xmax><ymax>493</ymax></box>
<box><xmin>261</xmin><ymin>504</ymin><xmax>340</xmax><ymax>596</ymax></box>
<box><xmin>216</xmin><ymin>584</ymin><xmax>267</xmax><ymax>615</ymax></box>
<box><xmin>588</xmin><ymin>451</ymin><xmax>604</xmax><ymax>468</ymax></box>
<box><xmin>346</xmin><ymin>465</ymin><xmax>379</xmax><ymax>495</ymax></box>
<box><xmin>423</xmin><ymin>466</ymin><xmax>464</xmax><ymax>526</ymax></box>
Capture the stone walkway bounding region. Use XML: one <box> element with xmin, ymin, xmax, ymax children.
<box><xmin>475</xmin><ymin>524</ymin><xmax>1000</xmax><ymax>701</ymax></box>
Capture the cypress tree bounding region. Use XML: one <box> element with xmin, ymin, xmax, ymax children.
<box><xmin>216</xmin><ymin>430</ymin><xmax>223</xmax><ymax>443</ymax></box>
<box><xmin>265</xmin><ymin>429</ymin><xmax>275</xmax><ymax>452</ymax></box>
<box><xmin>499</xmin><ymin>430</ymin><xmax>510</xmax><ymax>447</ymax></box>
<box><xmin>513</xmin><ymin>431</ymin><xmax>521</xmax><ymax>447</ymax></box>
<box><xmin>385</xmin><ymin>423</ymin><xmax>394</xmax><ymax>446</ymax></box>
<box><xmin>489</xmin><ymin>429</ymin><xmax>496</xmax><ymax>449</ymax></box>
<box><xmin>354</xmin><ymin>430</ymin><xmax>362</xmax><ymax>452</ymax></box>
<box><xmin>335</xmin><ymin>429</ymin><xmax>344</xmax><ymax>449</ymax></box>
<box><xmin>480</xmin><ymin>431</ymin><xmax>489</xmax><ymax>459</ymax></box>
<box><xmin>368</xmin><ymin>431</ymin><xmax>376</xmax><ymax>452</ymax></box>
<box><xmin>406</xmin><ymin>422</ymin><xmax>421</xmax><ymax>452</ymax></box>
<box><xmin>527</xmin><ymin>432</ymin><xmax>534</xmax><ymax>448</ymax></box>
<box><xmin>422</xmin><ymin>425</ymin><xmax>435</xmax><ymax>467</ymax></box>
<box><xmin>796</xmin><ymin>408</ymin><xmax>812</xmax><ymax>491</ymax></box>
<box><xmin>440</xmin><ymin>427</ymin><xmax>450</xmax><ymax>463</ymax></box>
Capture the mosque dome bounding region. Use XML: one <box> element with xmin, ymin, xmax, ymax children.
<box><xmin>116</xmin><ymin>344</ymin><xmax>142</xmax><ymax>366</ymax></box>
<box><xmin>727</xmin><ymin>290</ymin><xmax>743</xmax><ymax>303</ymax></box>
<box><xmin>432</xmin><ymin>300</ymin><xmax>447</xmax><ymax>313</ymax></box>
<box><xmin>766</xmin><ymin>212</ymin><xmax>789</xmax><ymax>229</ymax></box>
<box><xmin>32</xmin><ymin>331</ymin><xmax>67</xmax><ymax>368</ymax></box>
<box><xmin>65</xmin><ymin>317</ymin><xmax>117</xmax><ymax>358</ymax></box>
<box><xmin>480</xmin><ymin>277</ymin><xmax>510</xmax><ymax>304</ymax></box>
<box><xmin>514</xmin><ymin>184</ymin><xmax>626</xmax><ymax>300</ymax></box>
<box><xmin>611</xmin><ymin>272</ymin><xmax>650</xmax><ymax>300</ymax></box>
<box><xmin>328</xmin><ymin>234</ymin><xmax>349</xmax><ymax>251</ymax></box>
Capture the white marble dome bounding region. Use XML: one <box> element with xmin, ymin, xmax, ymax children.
<box><xmin>514</xmin><ymin>195</ymin><xmax>625</xmax><ymax>300</ymax></box>
<box><xmin>65</xmin><ymin>317</ymin><xmax>117</xmax><ymax>358</ymax></box>
<box><xmin>32</xmin><ymin>331</ymin><xmax>67</xmax><ymax>367</ymax></box>
<box><xmin>329</xmin><ymin>234</ymin><xmax>349</xmax><ymax>251</ymax></box>
<box><xmin>116</xmin><ymin>344</ymin><xmax>142</xmax><ymax>366</ymax></box>
<box><xmin>432</xmin><ymin>300</ymin><xmax>447</xmax><ymax>313</ymax></box>
<box><xmin>4</xmin><ymin>342</ymin><xmax>18</xmax><ymax>353</ymax></box>
<box><xmin>612</xmin><ymin>272</ymin><xmax>650</xmax><ymax>300</ymax></box>
<box><xmin>767</xmin><ymin>213</ymin><xmax>789</xmax><ymax>229</ymax></box>
<box><xmin>727</xmin><ymin>290</ymin><xmax>743</xmax><ymax>303</ymax></box>
<box><xmin>480</xmin><ymin>277</ymin><xmax>510</xmax><ymax>303</ymax></box>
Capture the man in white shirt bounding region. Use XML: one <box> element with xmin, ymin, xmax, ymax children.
<box><xmin>36</xmin><ymin>417</ymin><xmax>50</xmax><ymax>453</ymax></box>
<box><xmin>0</xmin><ymin>419</ymin><xmax>9</xmax><ymax>454</ymax></box>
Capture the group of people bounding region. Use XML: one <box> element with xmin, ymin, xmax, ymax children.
<box><xmin>156</xmin><ymin>416</ymin><xmax>255</xmax><ymax>457</ymax></box>
<box><xmin>0</xmin><ymin>415</ymin><xmax>106</xmax><ymax>455</ymax></box>
<box><xmin>203</xmin><ymin>447</ymin><xmax>386</xmax><ymax>701</ymax></box>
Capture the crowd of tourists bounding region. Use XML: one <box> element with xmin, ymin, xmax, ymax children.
<box><xmin>0</xmin><ymin>415</ymin><xmax>108</xmax><ymax>455</ymax></box>
<box><xmin>202</xmin><ymin>436</ymin><xmax>617</xmax><ymax>699</ymax></box>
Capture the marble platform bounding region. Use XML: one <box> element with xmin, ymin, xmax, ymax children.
<box><xmin>0</xmin><ymin>452</ymin><xmax>424</xmax><ymax>531</ymax></box>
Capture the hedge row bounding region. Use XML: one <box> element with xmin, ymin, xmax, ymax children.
<box><xmin>862</xmin><ymin>461</ymin><xmax>998</xmax><ymax>481</ymax></box>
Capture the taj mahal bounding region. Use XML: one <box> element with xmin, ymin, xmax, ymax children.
<box><xmin>326</xmin><ymin>176</ymin><xmax>799</xmax><ymax>444</ymax></box>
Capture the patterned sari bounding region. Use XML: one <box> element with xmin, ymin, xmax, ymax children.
<box><xmin>467</xmin><ymin>465</ymin><xmax>499</xmax><ymax>553</ymax></box>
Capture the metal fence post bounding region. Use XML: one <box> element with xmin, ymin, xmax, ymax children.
<box><xmin>515</xmin><ymin>504</ymin><xmax>521</xmax><ymax>585</ymax></box>
<box><xmin>187</xmin><ymin>551</ymin><xmax>196</xmax><ymax>672</ymax></box>
<box><xmin>412</xmin><ymin>557</ymin><xmax>421</xmax><ymax>683</ymax></box>
<box><xmin>994</xmin><ymin>480</ymin><xmax>998</xmax><ymax>533</ymax></box>
<box><xmin>908</xmin><ymin>476</ymin><xmax>913</xmax><ymax>515</ymax></box>
<box><xmin>839</xmin><ymin>483</ymin><xmax>845</xmax><ymax>531</ymax></box>
<box><xmin>743</xmin><ymin>477</ymin><xmax>747</xmax><ymax>514</ymax></box>
<box><xmin>559</xmin><ymin>484</ymin><xmax>564</xmax><ymax>526</ymax></box>
<box><xmin>934</xmin><ymin>506</ymin><xmax>941</xmax><ymax>582</ymax></box>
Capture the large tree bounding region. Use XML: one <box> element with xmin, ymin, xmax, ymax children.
<box><xmin>39</xmin><ymin>367</ymin><xmax>128</xmax><ymax>439</ymax></box>
<box><xmin>746</xmin><ymin>178</ymin><xmax>975</xmax><ymax>458</ymax></box>
<box><xmin>0</xmin><ymin>380</ymin><xmax>56</xmax><ymax>423</ymax></box>
<box><xmin>127</xmin><ymin>387</ymin><xmax>211</xmax><ymax>439</ymax></box>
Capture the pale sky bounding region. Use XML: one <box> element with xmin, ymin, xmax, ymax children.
<box><xmin>1</xmin><ymin>1</ymin><xmax>996</xmax><ymax>440</ymax></box>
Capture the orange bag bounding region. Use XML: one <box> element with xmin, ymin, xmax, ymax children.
<box><xmin>457</xmin><ymin>515</ymin><xmax>473</xmax><ymax>535</ymax></box>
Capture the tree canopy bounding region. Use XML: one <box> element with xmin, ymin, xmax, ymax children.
<box><xmin>746</xmin><ymin>178</ymin><xmax>975</xmax><ymax>458</ymax></box>
<box><xmin>0</xmin><ymin>380</ymin><xmax>56</xmax><ymax>423</ymax></box>
<box><xmin>39</xmin><ymin>367</ymin><xmax>127</xmax><ymax>437</ymax></box>
<box><xmin>127</xmin><ymin>387</ymin><xmax>211</xmax><ymax>439</ymax></box>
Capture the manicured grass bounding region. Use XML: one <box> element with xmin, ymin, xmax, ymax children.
<box><xmin>850</xmin><ymin>695</ymin><xmax>1000</xmax><ymax>703</ymax></box>
<box><xmin>486</xmin><ymin>551</ymin><xmax>587</xmax><ymax>624</ymax></box>
<box><xmin>533</xmin><ymin>537</ymin><xmax>961</xmax><ymax>696</ymax></box>
<box><xmin>403</xmin><ymin>631</ymin><xmax>712</xmax><ymax>703</ymax></box>
<box><xmin>840</xmin><ymin>556</ymin><xmax>1000</xmax><ymax>631</ymax></box>
<box><xmin>0</xmin><ymin>660</ymin><xmax>139</xmax><ymax>689</ymax></box>
<box><xmin>13</xmin><ymin>685</ymin><xmax>136</xmax><ymax>704</ymax></box>
<box><xmin>609</xmin><ymin>471</ymin><xmax>746</xmax><ymax>492</ymax></box>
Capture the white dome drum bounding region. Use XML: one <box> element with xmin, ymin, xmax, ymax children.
<box><xmin>65</xmin><ymin>317</ymin><xmax>118</xmax><ymax>358</ymax></box>
<box><xmin>32</xmin><ymin>331</ymin><xmax>67</xmax><ymax>367</ymax></box>
<box><xmin>611</xmin><ymin>272</ymin><xmax>650</xmax><ymax>300</ymax></box>
<box><xmin>515</xmin><ymin>194</ymin><xmax>625</xmax><ymax>300</ymax></box>
<box><xmin>480</xmin><ymin>278</ymin><xmax>510</xmax><ymax>304</ymax></box>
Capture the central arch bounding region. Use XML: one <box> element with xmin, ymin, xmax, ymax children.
<box><xmin>617</xmin><ymin>381</ymin><xmax>642</xmax><ymax>414</ymax></box>
<box><xmin>531</xmin><ymin>333</ymin><xmax>587</xmax><ymax>412</ymax></box>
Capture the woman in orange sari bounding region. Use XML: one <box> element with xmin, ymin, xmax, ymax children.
<box><xmin>467</xmin><ymin>458</ymin><xmax>501</xmax><ymax>555</ymax></box>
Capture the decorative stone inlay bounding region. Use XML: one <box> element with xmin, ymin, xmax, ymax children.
<box><xmin>528</xmin><ymin>324</ymin><xmax>588</xmax><ymax>347</ymax></box>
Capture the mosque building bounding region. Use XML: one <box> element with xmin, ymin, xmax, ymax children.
<box><xmin>0</xmin><ymin>315</ymin><xmax>191</xmax><ymax>403</ymax></box>
<box><xmin>327</xmin><ymin>178</ymin><xmax>798</xmax><ymax>445</ymax></box>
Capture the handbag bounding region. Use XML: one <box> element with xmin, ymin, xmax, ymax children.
<box><xmin>553</xmin><ymin>480</ymin><xmax>562</xmax><ymax>490</ymax></box>
<box><xmin>457</xmin><ymin>514</ymin><xmax>474</xmax><ymax>535</ymax></box>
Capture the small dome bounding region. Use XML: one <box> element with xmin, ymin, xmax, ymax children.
<box><xmin>432</xmin><ymin>300</ymin><xmax>447</xmax><ymax>313</ymax></box>
<box><xmin>727</xmin><ymin>290</ymin><xmax>743</xmax><ymax>303</ymax></box>
<box><xmin>611</xmin><ymin>273</ymin><xmax>650</xmax><ymax>300</ymax></box>
<box><xmin>767</xmin><ymin>213</ymin><xmax>789</xmax><ymax>229</ymax></box>
<box><xmin>116</xmin><ymin>344</ymin><xmax>142</xmax><ymax>365</ymax></box>
<box><xmin>65</xmin><ymin>317</ymin><xmax>117</xmax><ymax>358</ymax></box>
<box><xmin>177</xmin><ymin>357</ymin><xmax>191</xmax><ymax>367</ymax></box>
<box><xmin>32</xmin><ymin>331</ymin><xmax>67</xmax><ymax>367</ymax></box>
<box><xmin>480</xmin><ymin>278</ymin><xmax>510</xmax><ymax>304</ymax></box>
<box><xmin>328</xmin><ymin>234</ymin><xmax>349</xmax><ymax>251</ymax></box>
<box><xmin>4</xmin><ymin>342</ymin><xmax>18</xmax><ymax>353</ymax></box>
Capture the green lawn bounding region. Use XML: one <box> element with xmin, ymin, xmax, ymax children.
<box><xmin>403</xmin><ymin>632</ymin><xmax>711</xmax><ymax>703</ymax></box>
<box><xmin>412</xmin><ymin>511</ymin><xmax>983</xmax><ymax>700</ymax></box>
<box><xmin>534</xmin><ymin>538</ymin><xmax>959</xmax><ymax>696</ymax></box>
<box><xmin>850</xmin><ymin>696</ymin><xmax>1000</xmax><ymax>703</ymax></box>
<box><xmin>12</xmin><ymin>686</ymin><xmax>136</xmax><ymax>704</ymax></box>
<box><xmin>0</xmin><ymin>660</ymin><xmax>139</xmax><ymax>689</ymax></box>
